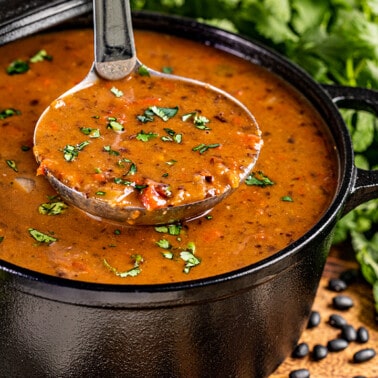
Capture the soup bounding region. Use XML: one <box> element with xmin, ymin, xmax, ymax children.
<box><xmin>0</xmin><ymin>29</ymin><xmax>338</xmax><ymax>284</ymax></box>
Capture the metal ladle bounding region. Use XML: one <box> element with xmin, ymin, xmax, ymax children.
<box><xmin>34</xmin><ymin>0</ymin><xmax>261</xmax><ymax>226</ymax></box>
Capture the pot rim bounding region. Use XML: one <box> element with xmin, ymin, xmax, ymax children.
<box><xmin>0</xmin><ymin>11</ymin><xmax>355</xmax><ymax>305</ymax></box>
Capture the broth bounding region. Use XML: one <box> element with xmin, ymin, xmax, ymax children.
<box><xmin>0</xmin><ymin>29</ymin><xmax>337</xmax><ymax>284</ymax></box>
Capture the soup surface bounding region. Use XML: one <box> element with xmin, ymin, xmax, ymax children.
<box><xmin>0</xmin><ymin>28</ymin><xmax>338</xmax><ymax>284</ymax></box>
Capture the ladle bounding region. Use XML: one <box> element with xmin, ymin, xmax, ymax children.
<box><xmin>33</xmin><ymin>0</ymin><xmax>262</xmax><ymax>226</ymax></box>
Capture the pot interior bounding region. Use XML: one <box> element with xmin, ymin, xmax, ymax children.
<box><xmin>0</xmin><ymin>11</ymin><xmax>353</xmax><ymax>302</ymax></box>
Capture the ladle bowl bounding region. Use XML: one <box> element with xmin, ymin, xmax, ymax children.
<box><xmin>33</xmin><ymin>0</ymin><xmax>262</xmax><ymax>226</ymax></box>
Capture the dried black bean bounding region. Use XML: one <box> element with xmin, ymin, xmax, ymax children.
<box><xmin>340</xmin><ymin>324</ymin><xmax>357</xmax><ymax>342</ymax></box>
<box><xmin>353</xmin><ymin>348</ymin><xmax>376</xmax><ymax>363</ymax></box>
<box><xmin>307</xmin><ymin>310</ymin><xmax>321</xmax><ymax>329</ymax></box>
<box><xmin>339</xmin><ymin>268</ymin><xmax>359</xmax><ymax>284</ymax></box>
<box><xmin>356</xmin><ymin>326</ymin><xmax>369</xmax><ymax>343</ymax></box>
<box><xmin>289</xmin><ymin>368</ymin><xmax>310</xmax><ymax>378</ymax></box>
<box><xmin>327</xmin><ymin>338</ymin><xmax>349</xmax><ymax>352</ymax></box>
<box><xmin>332</xmin><ymin>294</ymin><xmax>354</xmax><ymax>310</ymax></box>
<box><xmin>329</xmin><ymin>313</ymin><xmax>348</xmax><ymax>329</ymax></box>
<box><xmin>292</xmin><ymin>342</ymin><xmax>309</xmax><ymax>358</ymax></box>
<box><xmin>312</xmin><ymin>344</ymin><xmax>328</xmax><ymax>361</ymax></box>
<box><xmin>328</xmin><ymin>278</ymin><xmax>347</xmax><ymax>292</ymax></box>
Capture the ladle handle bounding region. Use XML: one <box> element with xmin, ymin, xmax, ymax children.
<box><xmin>93</xmin><ymin>0</ymin><xmax>137</xmax><ymax>80</ymax></box>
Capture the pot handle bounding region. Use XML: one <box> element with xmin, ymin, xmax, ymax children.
<box><xmin>322</xmin><ymin>84</ymin><xmax>378</xmax><ymax>215</ymax></box>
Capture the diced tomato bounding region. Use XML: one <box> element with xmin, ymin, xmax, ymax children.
<box><xmin>140</xmin><ymin>182</ymin><xmax>168</xmax><ymax>211</ymax></box>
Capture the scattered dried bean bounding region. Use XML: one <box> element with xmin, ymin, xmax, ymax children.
<box><xmin>353</xmin><ymin>348</ymin><xmax>376</xmax><ymax>363</ymax></box>
<box><xmin>356</xmin><ymin>326</ymin><xmax>369</xmax><ymax>343</ymax></box>
<box><xmin>289</xmin><ymin>368</ymin><xmax>310</xmax><ymax>378</ymax></box>
<box><xmin>332</xmin><ymin>294</ymin><xmax>354</xmax><ymax>310</ymax></box>
<box><xmin>292</xmin><ymin>342</ymin><xmax>309</xmax><ymax>358</ymax></box>
<box><xmin>312</xmin><ymin>344</ymin><xmax>328</xmax><ymax>361</ymax></box>
<box><xmin>327</xmin><ymin>338</ymin><xmax>349</xmax><ymax>352</ymax></box>
<box><xmin>307</xmin><ymin>311</ymin><xmax>320</xmax><ymax>329</ymax></box>
<box><xmin>328</xmin><ymin>314</ymin><xmax>347</xmax><ymax>329</ymax></box>
<box><xmin>328</xmin><ymin>278</ymin><xmax>347</xmax><ymax>292</ymax></box>
<box><xmin>340</xmin><ymin>324</ymin><xmax>357</xmax><ymax>342</ymax></box>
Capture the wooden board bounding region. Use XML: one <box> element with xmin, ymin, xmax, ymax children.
<box><xmin>271</xmin><ymin>247</ymin><xmax>378</xmax><ymax>377</ymax></box>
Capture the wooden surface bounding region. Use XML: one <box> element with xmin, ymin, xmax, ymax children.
<box><xmin>271</xmin><ymin>246</ymin><xmax>378</xmax><ymax>378</ymax></box>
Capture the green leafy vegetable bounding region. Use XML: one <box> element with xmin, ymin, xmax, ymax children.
<box><xmin>29</xmin><ymin>49</ymin><xmax>52</xmax><ymax>63</ymax></box>
<box><xmin>5</xmin><ymin>159</ymin><xmax>18</xmax><ymax>172</ymax></box>
<box><xmin>63</xmin><ymin>141</ymin><xmax>90</xmax><ymax>161</ymax></box>
<box><xmin>107</xmin><ymin>117</ymin><xmax>124</xmax><ymax>132</ymax></box>
<box><xmin>6</xmin><ymin>60</ymin><xmax>29</xmax><ymax>75</ymax></box>
<box><xmin>245</xmin><ymin>171</ymin><xmax>274</xmax><ymax>187</ymax></box>
<box><xmin>28</xmin><ymin>228</ymin><xmax>57</xmax><ymax>244</ymax></box>
<box><xmin>192</xmin><ymin>143</ymin><xmax>221</xmax><ymax>154</ymax></box>
<box><xmin>104</xmin><ymin>254</ymin><xmax>143</xmax><ymax>278</ymax></box>
<box><xmin>39</xmin><ymin>196</ymin><xmax>68</xmax><ymax>215</ymax></box>
<box><xmin>0</xmin><ymin>108</ymin><xmax>21</xmax><ymax>119</ymax></box>
<box><xmin>110</xmin><ymin>86</ymin><xmax>123</xmax><ymax>97</ymax></box>
<box><xmin>136</xmin><ymin>130</ymin><xmax>158</xmax><ymax>141</ymax></box>
<box><xmin>103</xmin><ymin>145</ymin><xmax>120</xmax><ymax>156</ymax></box>
<box><xmin>80</xmin><ymin>127</ymin><xmax>100</xmax><ymax>138</ymax></box>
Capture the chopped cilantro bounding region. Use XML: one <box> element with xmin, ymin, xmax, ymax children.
<box><xmin>28</xmin><ymin>228</ymin><xmax>57</xmax><ymax>244</ymax></box>
<box><xmin>5</xmin><ymin>159</ymin><xmax>18</xmax><ymax>172</ymax></box>
<box><xmin>245</xmin><ymin>171</ymin><xmax>274</xmax><ymax>187</ymax></box>
<box><xmin>281</xmin><ymin>195</ymin><xmax>293</xmax><ymax>202</ymax></box>
<box><xmin>103</xmin><ymin>145</ymin><xmax>120</xmax><ymax>156</ymax></box>
<box><xmin>136</xmin><ymin>130</ymin><xmax>158</xmax><ymax>142</ymax></box>
<box><xmin>38</xmin><ymin>197</ymin><xmax>68</xmax><ymax>215</ymax></box>
<box><xmin>0</xmin><ymin>108</ymin><xmax>21</xmax><ymax>119</ymax></box>
<box><xmin>80</xmin><ymin>127</ymin><xmax>100</xmax><ymax>138</ymax></box>
<box><xmin>63</xmin><ymin>141</ymin><xmax>90</xmax><ymax>161</ymax></box>
<box><xmin>138</xmin><ymin>65</ymin><xmax>150</xmax><ymax>76</ymax></box>
<box><xmin>6</xmin><ymin>60</ymin><xmax>29</xmax><ymax>75</ymax></box>
<box><xmin>104</xmin><ymin>254</ymin><xmax>143</xmax><ymax>277</ymax></box>
<box><xmin>29</xmin><ymin>50</ymin><xmax>52</xmax><ymax>63</ymax></box>
<box><xmin>110</xmin><ymin>86</ymin><xmax>123</xmax><ymax>97</ymax></box>
<box><xmin>192</xmin><ymin>143</ymin><xmax>220</xmax><ymax>154</ymax></box>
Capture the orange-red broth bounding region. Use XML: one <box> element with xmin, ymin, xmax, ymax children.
<box><xmin>0</xmin><ymin>29</ymin><xmax>338</xmax><ymax>284</ymax></box>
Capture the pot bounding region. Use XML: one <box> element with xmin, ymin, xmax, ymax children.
<box><xmin>1</xmin><ymin>7</ymin><xmax>378</xmax><ymax>378</ymax></box>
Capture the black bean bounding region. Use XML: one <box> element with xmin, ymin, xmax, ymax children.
<box><xmin>312</xmin><ymin>344</ymin><xmax>328</xmax><ymax>361</ymax></box>
<box><xmin>356</xmin><ymin>326</ymin><xmax>369</xmax><ymax>343</ymax></box>
<box><xmin>353</xmin><ymin>348</ymin><xmax>376</xmax><ymax>363</ymax></box>
<box><xmin>329</xmin><ymin>313</ymin><xmax>348</xmax><ymax>329</ymax></box>
<box><xmin>353</xmin><ymin>376</ymin><xmax>367</xmax><ymax>378</ymax></box>
<box><xmin>327</xmin><ymin>338</ymin><xmax>349</xmax><ymax>352</ymax></box>
<box><xmin>332</xmin><ymin>294</ymin><xmax>354</xmax><ymax>310</ymax></box>
<box><xmin>292</xmin><ymin>342</ymin><xmax>309</xmax><ymax>358</ymax></box>
<box><xmin>340</xmin><ymin>268</ymin><xmax>359</xmax><ymax>285</ymax></box>
<box><xmin>340</xmin><ymin>324</ymin><xmax>357</xmax><ymax>342</ymax></box>
<box><xmin>328</xmin><ymin>278</ymin><xmax>347</xmax><ymax>292</ymax></box>
<box><xmin>289</xmin><ymin>368</ymin><xmax>310</xmax><ymax>378</ymax></box>
<box><xmin>307</xmin><ymin>310</ymin><xmax>321</xmax><ymax>329</ymax></box>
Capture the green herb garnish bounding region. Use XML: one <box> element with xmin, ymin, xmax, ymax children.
<box><xmin>245</xmin><ymin>171</ymin><xmax>274</xmax><ymax>187</ymax></box>
<box><xmin>106</xmin><ymin>117</ymin><xmax>124</xmax><ymax>132</ymax></box>
<box><xmin>192</xmin><ymin>143</ymin><xmax>220</xmax><ymax>154</ymax></box>
<box><xmin>5</xmin><ymin>159</ymin><xmax>18</xmax><ymax>172</ymax></box>
<box><xmin>28</xmin><ymin>228</ymin><xmax>57</xmax><ymax>244</ymax></box>
<box><xmin>104</xmin><ymin>254</ymin><xmax>143</xmax><ymax>277</ymax></box>
<box><xmin>29</xmin><ymin>50</ymin><xmax>52</xmax><ymax>63</ymax></box>
<box><xmin>0</xmin><ymin>108</ymin><xmax>21</xmax><ymax>119</ymax></box>
<box><xmin>6</xmin><ymin>60</ymin><xmax>29</xmax><ymax>75</ymax></box>
<box><xmin>136</xmin><ymin>130</ymin><xmax>158</xmax><ymax>142</ymax></box>
<box><xmin>38</xmin><ymin>197</ymin><xmax>68</xmax><ymax>215</ymax></box>
<box><xmin>110</xmin><ymin>86</ymin><xmax>123</xmax><ymax>97</ymax></box>
<box><xmin>63</xmin><ymin>141</ymin><xmax>90</xmax><ymax>161</ymax></box>
<box><xmin>80</xmin><ymin>127</ymin><xmax>100</xmax><ymax>138</ymax></box>
<box><xmin>103</xmin><ymin>145</ymin><xmax>120</xmax><ymax>156</ymax></box>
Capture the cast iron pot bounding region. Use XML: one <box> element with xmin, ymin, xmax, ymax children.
<box><xmin>1</xmin><ymin>9</ymin><xmax>378</xmax><ymax>378</ymax></box>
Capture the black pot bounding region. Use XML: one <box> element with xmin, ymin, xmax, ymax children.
<box><xmin>1</xmin><ymin>8</ymin><xmax>378</xmax><ymax>378</ymax></box>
